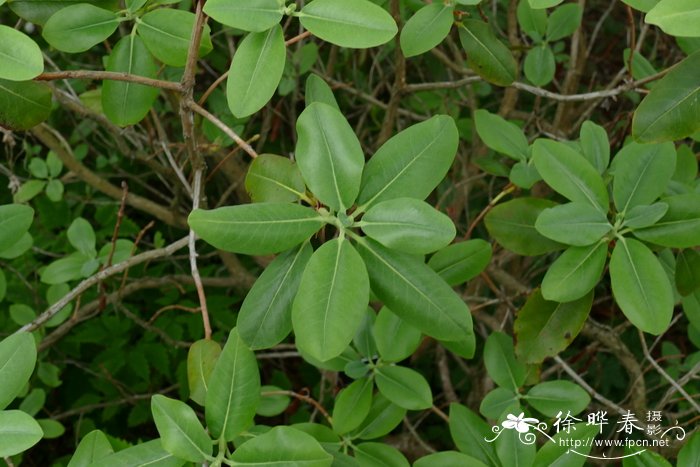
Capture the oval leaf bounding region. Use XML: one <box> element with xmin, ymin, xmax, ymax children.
<box><xmin>0</xmin><ymin>25</ymin><xmax>43</xmax><ymax>80</ymax></box>
<box><xmin>0</xmin><ymin>410</ymin><xmax>43</xmax><ymax>457</ymax></box>
<box><xmin>375</xmin><ymin>365</ymin><xmax>432</xmax><ymax>410</ymax></box>
<box><xmin>535</xmin><ymin>202</ymin><xmax>612</xmax><ymax>246</ymax></box>
<box><xmin>0</xmin><ymin>332</ymin><xmax>37</xmax><ymax>410</ymax></box>
<box><xmin>541</xmin><ymin>243</ymin><xmax>607</xmax><ymax>302</ymax></box>
<box><xmin>0</xmin><ymin>79</ymin><xmax>52</xmax><ymax>130</ymax></box>
<box><xmin>42</xmin><ymin>4</ymin><xmax>119</xmax><ymax>53</ymax></box>
<box><xmin>0</xmin><ymin>204</ymin><xmax>34</xmax><ymax>252</ymax></box>
<box><xmin>245</xmin><ymin>154</ymin><xmax>306</xmax><ymax>203</ymax></box>
<box><xmin>203</xmin><ymin>0</ymin><xmax>283</xmax><ymax>32</ymax></box>
<box><xmin>428</xmin><ymin>239</ymin><xmax>492</xmax><ymax>286</ymax></box>
<box><xmin>372</xmin><ymin>307</ymin><xmax>422</xmax><ymax>363</ymax></box>
<box><xmin>187</xmin><ymin>339</ymin><xmax>221</xmax><ymax>406</ymax></box>
<box><xmin>645</xmin><ymin>0</ymin><xmax>700</xmax><ymax>37</ymax></box>
<box><xmin>138</xmin><ymin>9</ymin><xmax>213</xmax><ymax>67</ymax></box>
<box><xmin>230</xmin><ymin>426</ymin><xmax>332</xmax><ymax>465</ymax></box>
<box><xmin>400</xmin><ymin>3</ymin><xmax>454</xmax><ymax>57</ymax></box>
<box><xmin>526</xmin><ymin>381</ymin><xmax>591</xmax><ymax>417</ymax></box>
<box><xmin>332</xmin><ymin>377</ymin><xmax>373</xmax><ymax>435</ymax></box>
<box><xmin>633</xmin><ymin>194</ymin><xmax>700</xmax><ymax>248</ymax></box>
<box><xmin>90</xmin><ymin>439</ymin><xmax>182</xmax><ymax>467</ymax></box>
<box><xmin>151</xmin><ymin>395</ymin><xmax>212</xmax><ymax>462</ymax></box>
<box><xmin>474</xmin><ymin>109</ymin><xmax>529</xmax><ymax>162</ymax></box>
<box><xmin>68</xmin><ymin>430</ymin><xmax>114</xmax><ymax>467</ymax></box>
<box><xmin>484</xmin><ymin>332</ymin><xmax>527</xmax><ymax>391</ymax></box>
<box><xmin>458</xmin><ymin>20</ymin><xmax>517</xmax><ymax>86</ymax></box>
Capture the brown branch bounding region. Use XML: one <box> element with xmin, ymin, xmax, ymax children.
<box><xmin>188</xmin><ymin>101</ymin><xmax>259</xmax><ymax>158</ymax></box>
<box><xmin>36</xmin><ymin>71</ymin><xmax>181</xmax><ymax>91</ymax></box>
<box><xmin>262</xmin><ymin>389</ymin><xmax>332</xmax><ymax>423</ymax></box>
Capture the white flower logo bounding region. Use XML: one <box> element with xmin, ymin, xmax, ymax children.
<box><xmin>502</xmin><ymin>413</ymin><xmax>540</xmax><ymax>433</ymax></box>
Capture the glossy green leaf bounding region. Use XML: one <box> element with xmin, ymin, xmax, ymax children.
<box><xmin>205</xmin><ymin>328</ymin><xmax>260</xmax><ymax>441</ymax></box>
<box><xmin>68</xmin><ymin>430</ymin><xmax>114</xmax><ymax>467</ymax></box>
<box><xmin>633</xmin><ymin>51</ymin><xmax>700</xmax><ymax>142</ymax></box>
<box><xmin>358</xmin><ymin>115</ymin><xmax>458</xmax><ymax>209</ymax></box>
<box><xmin>480</xmin><ymin>387</ymin><xmax>519</xmax><ymax>419</ymax></box>
<box><xmin>0</xmin><ymin>410</ymin><xmax>43</xmax><ymax>457</ymax></box>
<box><xmin>428</xmin><ymin>239</ymin><xmax>492</xmax><ymax>286</ymax></box>
<box><xmin>102</xmin><ymin>34</ymin><xmax>160</xmax><ymax>126</ymax></box>
<box><xmin>138</xmin><ymin>9</ymin><xmax>213</xmax><ymax>67</ymax></box>
<box><xmin>610</xmin><ymin>237</ymin><xmax>674</xmax><ymax>334</ymax></box>
<box><xmin>676</xmin><ymin>249</ymin><xmax>700</xmax><ymax>296</ymax></box>
<box><xmin>305</xmin><ymin>74</ymin><xmax>339</xmax><ymax>109</ymax></box>
<box><xmin>484</xmin><ymin>332</ymin><xmax>527</xmax><ymax>390</ymax></box>
<box><xmin>0</xmin><ymin>25</ymin><xmax>43</xmax><ymax>81</ymax></box>
<box><xmin>356</xmin><ymin>237</ymin><xmax>472</xmax><ymax>342</ymax></box>
<box><xmin>528</xmin><ymin>0</ymin><xmax>564</xmax><ymax>7</ymax></box>
<box><xmin>474</xmin><ymin>109</ymin><xmax>529</xmax><ymax>161</ymax></box>
<box><xmin>646</xmin><ymin>0</ymin><xmax>700</xmax><ymax>37</ymax></box>
<box><xmin>372</xmin><ymin>308</ymin><xmax>422</xmax><ymax>363</ymax></box>
<box><xmin>546</xmin><ymin>3</ymin><xmax>582</xmax><ymax>41</ymax></box>
<box><xmin>227</xmin><ymin>25</ymin><xmax>285</xmax><ymax>118</ymax></box>
<box><xmin>332</xmin><ymin>378</ymin><xmax>373</xmax><ymax>434</ymax></box>
<box><xmin>448</xmin><ymin>404</ymin><xmax>499</xmax><ymax>466</ymax></box>
<box><xmin>151</xmin><ymin>395</ymin><xmax>211</xmax><ymax>462</ymax></box>
<box><xmin>532</xmin><ymin>139</ymin><xmax>609</xmax><ymax>211</ymax></box>
<box><xmin>245</xmin><ymin>154</ymin><xmax>306</xmax><ymax>203</ymax></box>
<box><xmin>298</xmin><ymin>0</ymin><xmax>397</xmax><ymax>49</ymax></box>
<box><xmin>579</xmin><ymin>121</ymin><xmax>610</xmax><ymax>174</ymax></box>
<box><xmin>292</xmin><ymin>238</ymin><xmax>369</xmax><ymax>362</ymax></box>
<box><xmin>238</xmin><ymin>243</ymin><xmax>312</xmax><ymax>349</ymax></box>
<box><xmin>187</xmin><ymin>339</ymin><xmax>221</xmax><ymax>406</ymax></box>
<box><xmin>485</xmin><ymin>197</ymin><xmax>564</xmax><ymax>255</ymax></box>
<box><xmin>533</xmin><ymin>423</ymin><xmax>598</xmax><ymax>467</ymax></box>
<box><xmin>354</xmin><ymin>394</ymin><xmax>406</xmax><ymax>440</ymax></box>
<box><xmin>633</xmin><ymin>194</ymin><xmax>700</xmax><ymax>248</ymax></box>
<box><xmin>42</xmin><ymin>4</ymin><xmax>119</xmax><ymax>53</ymax></box>
<box><xmin>0</xmin><ymin>204</ymin><xmax>34</xmax><ymax>252</ymax></box>
<box><xmin>517</xmin><ymin>0</ymin><xmax>547</xmax><ymax>39</ymax></box>
<box><xmin>375</xmin><ymin>365</ymin><xmax>432</xmax><ymax>410</ymax></box>
<box><xmin>0</xmin><ymin>79</ymin><xmax>52</xmax><ymax>130</ymax></box>
<box><xmin>354</xmin><ymin>443</ymin><xmax>409</xmax><ymax>467</ymax></box>
<box><xmin>535</xmin><ymin>202</ymin><xmax>612</xmax><ymax>246</ymax></box>
<box><xmin>414</xmin><ymin>451</ymin><xmax>488</xmax><ymax>467</ymax></box>
<box><xmin>526</xmin><ymin>381</ymin><xmax>591</xmax><ymax>417</ymax></box>
<box><xmin>296</xmin><ymin>102</ymin><xmax>364</xmax><ymax>212</ymax></box>
<box><xmin>91</xmin><ymin>439</ymin><xmax>184</xmax><ymax>467</ymax></box>
<box><xmin>524</xmin><ymin>43</ymin><xmax>555</xmax><ymax>86</ymax></box>
<box><xmin>188</xmin><ymin>203</ymin><xmax>324</xmax><ymax>255</ymax></box>
<box><xmin>624</xmin><ymin>202</ymin><xmax>669</xmax><ymax>229</ymax></box>
<box><xmin>230</xmin><ymin>426</ymin><xmax>332</xmax><ymax>466</ymax></box>
<box><xmin>68</xmin><ymin>217</ymin><xmax>97</xmax><ymax>257</ymax></box>
<box><xmin>515</xmin><ymin>290</ymin><xmax>592</xmax><ymax>363</ymax></box>
<box><xmin>0</xmin><ymin>333</ymin><xmax>37</xmax><ymax>410</ymax></box>
<box><xmin>203</xmin><ymin>0</ymin><xmax>283</xmax><ymax>32</ymax></box>
<box><xmin>400</xmin><ymin>3</ymin><xmax>454</xmax><ymax>57</ymax></box>
<box><xmin>541</xmin><ymin>244</ymin><xmax>607</xmax><ymax>301</ymax></box>
<box><xmin>459</xmin><ymin>20</ymin><xmax>518</xmax><ymax>86</ymax></box>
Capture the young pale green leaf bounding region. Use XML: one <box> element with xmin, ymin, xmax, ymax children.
<box><xmin>517</xmin><ymin>0</ymin><xmax>547</xmax><ymax>39</ymax></box>
<box><xmin>203</xmin><ymin>0</ymin><xmax>283</xmax><ymax>32</ymax></box>
<box><xmin>292</xmin><ymin>239</ymin><xmax>369</xmax><ymax>362</ymax></box>
<box><xmin>102</xmin><ymin>34</ymin><xmax>160</xmax><ymax>126</ymax></box>
<box><xmin>633</xmin><ymin>51</ymin><xmax>700</xmax><ymax>143</ymax></box>
<box><xmin>187</xmin><ymin>339</ymin><xmax>221</xmax><ymax>406</ymax></box>
<box><xmin>533</xmin><ymin>423</ymin><xmax>598</xmax><ymax>466</ymax></box>
<box><xmin>238</xmin><ymin>243</ymin><xmax>312</xmax><ymax>349</ymax></box>
<box><xmin>354</xmin><ymin>394</ymin><xmax>406</xmax><ymax>440</ymax></box>
<box><xmin>229</xmin><ymin>426</ymin><xmax>333</xmax><ymax>466</ymax></box>
<box><xmin>372</xmin><ymin>307</ymin><xmax>422</xmax><ymax>363</ymax></box>
<box><xmin>428</xmin><ymin>239</ymin><xmax>492</xmax><ymax>286</ymax></box>
<box><xmin>633</xmin><ymin>194</ymin><xmax>700</xmax><ymax>248</ymax></box>
<box><xmin>296</xmin><ymin>102</ymin><xmax>364</xmax><ymax>212</ymax></box>
<box><xmin>645</xmin><ymin>0</ymin><xmax>700</xmax><ymax>37</ymax></box>
<box><xmin>624</xmin><ymin>202</ymin><xmax>669</xmax><ymax>229</ymax></box>
<box><xmin>676</xmin><ymin>249</ymin><xmax>700</xmax><ymax>296</ymax></box>
<box><xmin>0</xmin><ymin>79</ymin><xmax>52</xmax><ymax>130</ymax></box>
<box><xmin>484</xmin><ymin>332</ymin><xmax>527</xmax><ymax>390</ymax></box>
<box><xmin>205</xmin><ymin>328</ymin><xmax>260</xmax><ymax>441</ymax></box>
<box><xmin>150</xmin><ymin>395</ymin><xmax>212</xmax><ymax>462</ymax></box>
<box><xmin>524</xmin><ymin>43</ymin><xmax>555</xmax><ymax>86</ymax></box>
<box><xmin>532</xmin><ymin>139</ymin><xmax>609</xmax><ymax>211</ymax></box>
<box><xmin>68</xmin><ymin>217</ymin><xmax>97</xmax><ymax>257</ymax></box>
<box><xmin>361</xmin><ymin>198</ymin><xmax>456</xmax><ymax>254</ymax></box>
<box><xmin>375</xmin><ymin>365</ymin><xmax>432</xmax><ymax>411</ymax></box>
<box><xmin>515</xmin><ymin>290</ymin><xmax>593</xmax><ymax>363</ymax></box>
<box><xmin>414</xmin><ymin>452</ymin><xmax>488</xmax><ymax>467</ymax></box>
<box><xmin>541</xmin><ymin>244</ymin><xmax>606</xmax><ymax>302</ymax></box>
<box><xmin>0</xmin><ymin>333</ymin><xmax>37</xmax><ymax>410</ymax></box>
<box><xmin>474</xmin><ymin>109</ymin><xmax>529</xmax><ymax>161</ymax></box>
<box><xmin>0</xmin><ymin>410</ymin><xmax>43</xmax><ymax>457</ymax></box>
<box><xmin>305</xmin><ymin>74</ymin><xmax>339</xmax><ymax>110</ymax></box>
<box><xmin>245</xmin><ymin>154</ymin><xmax>306</xmax><ymax>203</ymax></box>
<box><xmin>546</xmin><ymin>3</ymin><xmax>582</xmax><ymax>41</ymax></box>
<box><xmin>612</xmin><ymin>142</ymin><xmax>676</xmax><ymax>213</ymax></box>
<box><xmin>528</xmin><ymin>0</ymin><xmax>564</xmax><ymax>7</ymax></box>
<box><xmin>356</xmin><ymin>238</ymin><xmax>473</xmax><ymax>342</ymax></box>
<box><xmin>579</xmin><ymin>121</ymin><xmax>610</xmax><ymax>174</ymax></box>
<box><xmin>14</xmin><ymin>180</ymin><xmax>46</xmax><ymax>203</ymax></box>
<box><xmin>332</xmin><ymin>377</ymin><xmax>373</xmax><ymax>434</ymax></box>
<box><xmin>227</xmin><ymin>25</ymin><xmax>285</xmax><ymax>118</ymax></box>
<box><xmin>298</xmin><ymin>0</ymin><xmax>397</xmax><ymax>49</ymax></box>
<box><xmin>138</xmin><ymin>9</ymin><xmax>213</xmax><ymax>67</ymax></box>
<box><xmin>0</xmin><ymin>25</ymin><xmax>43</xmax><ymax>81</ymax></box>
<box><xmin>358</xmin><ymin>115</ymin><xmax>458</xmax><ymax>209</ymax></box>
<box><xmin>610</xmin><ymin>237</ymin><xmax>674</xmax><ymax>334</ymax></box>
<box><xmin>479</xmin><ymin>387</ymin><xmax>519</xmax><ymax>419</ymax></box>
<box><xmin>526</xmin><ymin>381</ymin><xmax>591</xmax><ymax>417</ymax></box>
<box><xmin>188</xmin><ymin>203</ymin><xmax>324</xmax><ymax>255</ymax></box>
<box><xmin>459</xmin><ymin>20</ymin><xmax>518</xmax><ymax>86</ymax></box>
<box><xmin>510</xmin><ymin>159</ymin><xmax>541</xmax><ymax>188</ymax></box>
<box><xmin>535</xmin><ymin>202</ymin><xmax>612</xmax><ymax>246</ymax></box>
<box><xmin>448</xmin><ymin>404</ymin><xmax>499</xmax><ymax>466</ymax></box>
<box><xmin>400</xmin><ymin>3</ymin><xmax>454</xmax><ymax>57</ymax></box>
<box><xmin>354</xmin><ymin>443</ymin><xmax>409</xmax><ymax>467</ymax></box>
<box><xmin>42</xmin><ymin>4</ymin><xmax>119</xmax><ymax>53</ymax></box>
<box><xmin>0</xmin><ymin>204</ymin><xmax>34</xmax><ymax>252</ymax></box>
<box><xmin>89</xmin><ymin>439</ymin><xmax>184</xmax><ymax>467</ymax></box>
<box><xmin>67</xmin><ymin>430</ymin><xmax>114</xmax><ymax>467</ymax></box>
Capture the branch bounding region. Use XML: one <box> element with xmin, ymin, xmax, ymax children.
<box><xmin>36</xmin><ymin>71</ymin><xmax>181</xmax><ymax>91</ymax></box>
<box><xmin>188</xmin><ymin>101</ymin><xmax>259</xmax><ymax>158</ymax></box>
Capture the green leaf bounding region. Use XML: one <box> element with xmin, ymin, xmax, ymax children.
<box><xmin>517</xmin><ymin>0</ymin><xmax>547</xmax><ymax>39</ymax></box>
<box><xmin>0</xmin><ymin>79</ymin><xmax>52</xmax><ymax>130</ymax></box>
<box><xmin>14</xmin><ymin>180</ymin><xmax>46</xmax><ymax>203</ymax></box>
<box><xmin>356</xmin><ymin>237</ymin><xmax>473</xmax><ymax>342</ymax></box>
<box><xmin>372</xmin><ymin>308</ymin><xmax>422</xmax><ymax>363</ymax></box>
<box><xmin>495</xmin><ymin>416</ymin><xmax>536</xmax><ymax>467</ymax></box>
<box><xmin>633</xmin><ymin>51</ymin><xmax>700</xmax><ymax>143</ymax></box>
<box><xmin>227</xmin><ymin>25</ymin><xmax>286</xmax><ymax>118</ymax></box>
<box><xmin>622</xmin><ymin>0</ymin><xmax>659</xmax><ymax>13</ymax></box>
<box><xmin>68</xmin><ymin>217</ymin><xmax>97</xmax><ymax>257</ymax></box>
<box><xmin>678</xmin><ymin>429</ymin><xmax>700</xmax><ymax>467</ymax></box>
<box><xmin>354</xmin><ymin>394</ymin><xmax>406</xmax><ymax>440</ymax></box>
<box><xmin>541</xmin><ymin>244</ymin><xmax>607</xmax><ymax>301</ymax></box>
<box><xmin>515</xmin><ymin>290</ymin><xmax>592</xmax><ymax>363</ymax></box>
<box><xmin>646</xmin><ymin>0</ymin><xmax>700</xmax><ymax>37</ymax></box>
<box><xmin>305</xmin><ymin>74</ymin><xmax>340</xmax><ymax>110</ymax></box>
<box><xmin>298</xmin><ymin>0</ymin><xmax>397</xmax><ymax>49</ymax></box>
<box><xmin>676</xmin><ymin>249</ymin><xmax>700</xmax><ymax>296</ymax></box>
<box><xmin>673</xmin><ymin>144</ymin><xmax>698</xmax><ymax>185</ymax></box>
<box><xmin>332</xmin><ymin>377</ymin><xmax>373</xmax><ymax>435</ymax></box>
<box><xmin>474</xmin><ymin>109</ymin><xmax>529</xmax><ymax>161</ymax></box>
<box><xmin>535</xmin><ymin>202</ymin><xmax>612</xmax><ymax>246</ymax></box>
<box><xmin>532</xmin><ymin>139</ymin><xmax>609</xmax><ymax>211</ymax></box>
<box><xmin>400</xmin><ymin>3</ymin><xmax>454</xmax><ymax>57</ymax></box>
<box><xmin>526</xmin><ymin>381</ymin><xmax>591</xmax><ymax>417</ymax></box>
<box><xmin>40</xmin><ymin>252</ymin><xmax>93</xmax><ymax>284</ymax></box>
<box><xmin>0</xmin><ymin>269</ymin><xmax>5</xmax><ymax>303</ymax></box>
<box><xmin>229</xmin><ymin>426</ymin><xmax>333</xmax><ymax>466</ymax></box>
<box><xmin>245</xmin><ymin>154</ymin><xmax>306</xmax><ymax>203</ymax></box>
<box><xmin>258</xmin><ymin>385</ymin><xmax>290</xmax><ymax>417</ymax></box>
<box><xmin>524</xmin><ymin>43</ymin><xmax>555</xmax><ymax>86</ymax></box>
<box><xmin>358</xmin><ymin>115</ymin><xmax>458</xmax><ymax>209</ymax></box>
<box><xmin>611</xmin><ymin>142</ymin><xmax>676</xmax><ymax>213</ymax></box>
<box><xmin>624</xmin><ymin>202</ymin><xmax>669</xmax><ymax>229</ymax></box>
<box><xmin>205</xmin><ymin>328</ymin><xmax>260</xmax><ymax>441</ymax></box>
<box><xmin>546</xmin><ymin>3</ymin><xmax>582</xmax><ymax>41</ymax></box>
<box><xmin>151</xmin><ymin>395</ymin><xmax>211</xmax><ymax>462</ymax></box>
<box><xmin>623</xmin><ymin>448</ymin><xmax>673</xmax><ymax>466</ymax></box>
<box><xmin>0</xmin><ymin>25</ymin><xmax>43</xmax><ymax>81</ymax></box>
<box><xmin>238</xmin><ymin>243</ymin><xmax>312</xmax><ymax>349</ymax></box>
<box><xmin>102</xmin><ymin>34</ymin><xmax>160</xmax><ymax>126</ymax></box>
<box><xmin>42</xmin><ymin>4</ymin><xmax>119</xmax><ymax>53</ymax></box>
<box><xmin>203</xmin><ymin>0</ymin><xmax>283</xmax><ymax>32</ymax></box>
<box><xmin>579</xmin><ymin>121</ymin><xmax>610</xmax><ymax>174</ymax></box>
<box><xmin>459</xmin><ymin>20</ymin><xmax>518</xmax><ymax>86</ymax></box>
<box><xmin>0</xmin><ymin>410</ymin><xmax>43</xmax><ymax>457</ymax></box>
<box><xmin>45</xmin><ymin>179</ymin><xmax>65</xmax><ymax>202</ymax></box>
<box><xmin>188</xmin><ymin>203</ymin><xmax>324</xmax><ymax>255</ymax></box>
<box><xmin>428</xmin><ymin>239</ymin><xmax>492</xmax><ymax>286</ymax></box>
<box><xmin>91</xmin><ymin>439</ymin><xmax>184</xmax><ymax>467</ymax></box>
<box><xmin>480</xmin><ymin>387</ymin><xmax>519</xmax><ymax>419</ymax></box>
<box><xmin>296</xmin><ymin>102</ymin><xmax>364</xmax><ymax>212</ymax></box>
<box><xmin>28</xmin><ymin>158</ymin><xmax>48</xmax><ymax>179</ymax></box>
<box><xmin>292</xmin><ymin>238</ymin><xmax>369</xmax><ymax>361</ymax></box>
<box><xmin>533</xmin><ymin>423</ymin><xmax>598</xmax><ymax>466</ymax></box>
<box><xmin>0</xmin><ymin>333</ymin><xmax>37</xmax><ymax>410</ymax></box>
<box><xmin>448</xmin><ymin>404</ymin><xmax>499</xmax><ymax>466</ymax></box>
<box><xmin>68</xmin><ymin>430</ymin><xmax>114</xmax><ymax>467</ymax></box>
<box><xmin>633</xmin><ymin>194</ymin><xmax>700</xmax><ymax>248</ymax></box>
<box><xmin>0</xmin><ymin>204</ymin><xmax>34</xmax><ymax>252</ymax></box>
<box><xmin>38</xmin><ymin>418</ymin><xmax>65</xmax><ymax>438</ymax></box>
<box><xmin>610</xmin><ymin>237</ymin><xmax>674</xmax><ymax>334</ymax></box>
<box><xmin>375</xmin><ymin>365</ymin><xmax>432</xmax><ymax>410</ymax></box>
<box><xmin>354</xmin><ymin>443</ymin><xmax>409</xmax><ymax>467</ymax></box>
<box><xmin>414</xmin><ymin>452</ymin><xmax>488</xmax><ymax>467</ymax></box>
<box><xmin>484</xmin><ymin>332</ymin><xmax>527</xmax><ymax>390</ymax></box>
<box><xmin>9</xmin><ymin>0</ymin><xmax>120</xmax><ymax>25</ymax></box>
<box><xmin>138</xmin><ymin>9</ymin><xmax>213</xmax><ymax>67</ymax></box>
<box><xmin>528</xmin><ymin>0</ymin><xmax>564</xmax><ymax>7</ymax></box>
<box><xmin>485</xmin><ymin>197</ymin><xmax>564</xmax><ymax>255</ymax></box>
<box><xmin>187</xmin><ymin>339</ymin><xmax>221</xmax><ymax>406</ymax></box>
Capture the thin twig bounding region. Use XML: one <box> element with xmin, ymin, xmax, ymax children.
<box><xmin>36</xmin><ymin>71</ymin><xmax>181</xmax><ymax>90</ymax></box>
<box><xmin>262</xmin><ymin>390</ymin><xmax>332</xmax><ymax>423</ymax></box>
<box><xmin>189</xmin><ymin>169</ymin><xmax>212</xmax><ymax>340</ymax></box>
<box><xmin>188</xmin><ymin>101</ymin><xmax>259</xmax><ymax>158</ymax></box>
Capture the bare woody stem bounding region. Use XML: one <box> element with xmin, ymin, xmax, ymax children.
<box><xmin>35</xmin><ymin>71</ymin><xmax>182</xmax><ymax>91</ymax></box>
